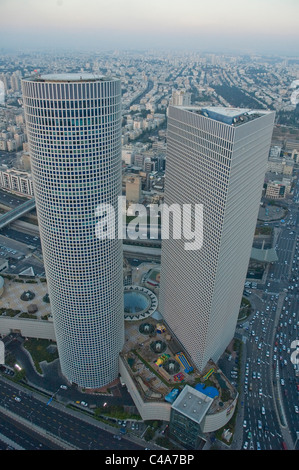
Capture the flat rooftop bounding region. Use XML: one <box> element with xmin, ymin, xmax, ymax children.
<box><xmin>176</xmin><ymin>105</ymin><xmax>268</xmax><ymax>126</ymax></box>
<box><xmin>24</xmin><ymin>73</ymin><xmax>110</xmax><ymax>83</ymax></box>
<box><xmin>171</xmin><ymin>384</ymin><xmax>213</xmax><ymax>424</ymax></box>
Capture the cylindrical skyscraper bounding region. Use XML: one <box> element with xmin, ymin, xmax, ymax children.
<box><xmin>22</xmin><ymin>73</ymin><xmax>124</xmax><ymax>389</ymax></box>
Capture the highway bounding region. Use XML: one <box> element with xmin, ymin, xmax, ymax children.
<box><xmin>0</xmin><ymin>378</ymin><xmax>143</xmax><ymax>451</ymax></box>
<box><xmin>0</xmin><ymin>197</ymin><xmax>35</xmax><ymax>229</ymax></box>
<box><xmin>0</xmin><ymin>409</ymin><xmax>63</xmax><ymax>450</ymax></box>
<box><xmin>240</xmin><ymin>292</ymin><xmax>284</xmax><ymax>450</ymax></box>
<box><xmin>238</xmin><ymin>174</ymin><xmax>299</xmax><ymax>450</ymax></box>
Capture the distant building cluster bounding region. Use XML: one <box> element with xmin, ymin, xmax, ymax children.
<box><xmin>122</xmin><ymin>113</ymin><xmax>166</xmax><ymax>144</ymax></box>
<box><xmin>0</xmin><ymin>112</ymin><xmax>27</xmax><ymax>152</ymax></box>
<box><xmin>264</xmin><ymin>145</ymin><xmax>298</xmax><ymax>199</ymax></box>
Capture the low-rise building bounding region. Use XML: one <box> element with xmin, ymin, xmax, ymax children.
<box><xmin>265</xmin><ymin>181</ymin><xmax>286</xmax><ymax>199</ymax></box>
<box><xmin>0</xmin><ymin>168</ymin><xmax>34</xmax><ymax>196</ymax></box>
<box><xmin>125</xmin><ymin>175</ymin><xmax>142</xmax><ymax>203</ymax></box>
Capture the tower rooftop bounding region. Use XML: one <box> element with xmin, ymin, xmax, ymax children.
<box><xmin>176</xmin><ymin>105</ymin><xmax>269</xmax><ymax>126</ymax></box>
<box><xmin>26</xmin><ymin>73</ymin><xmax>109</xmax><ymax>83</ymax></box>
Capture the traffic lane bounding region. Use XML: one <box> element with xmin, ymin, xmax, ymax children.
<box><xmin>274</xmin><ymin>325</ymin><xmax>299</xmax><ymax>435</ymax></box>
<box><xmin>277</xmin><ymin>333</ymin><xmax>299</xmax><ymax>435</ymax></box>
<box><xmin>0</xmin><ymin>409</ymin><xmax>61</xmax><ymax>450</ymax></box>
<box><xmin>243</xmin><ymin>299</ymin><xmax>282</xmax><ymax>449</ymax></box>
<box><xmin>0</xmin><ymin>189</ymin><xmax>27</xmax><ymax>208</ymax></box>
<box><xmin>0</xmin><ymin>379</ymin><xmax>143</xmax><ymax>451</ymax></box>
<box><xmin>0</xmin><ymin>227</ymin><xmax>40</xmax><ymax>247</ymax></box>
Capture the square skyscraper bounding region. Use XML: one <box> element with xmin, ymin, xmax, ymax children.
<box><xmin>159</xmin><ymin>106</ymin><xmax>275</xmax><ymax>371</ymax></box>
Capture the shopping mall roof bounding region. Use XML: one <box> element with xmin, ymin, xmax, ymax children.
<box><xmin>171</xmin><ymin>384</ymin><xmax>213</xmax><ymax>424</ymax></box>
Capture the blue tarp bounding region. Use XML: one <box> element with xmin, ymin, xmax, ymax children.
<box><xmin>195</xmin><ymin>383</ymin><xmax>219</xmax><ymax>399</ymax></box>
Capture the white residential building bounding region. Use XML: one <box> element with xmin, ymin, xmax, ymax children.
<box><xmin>0</xmin><ymin>168</ymin><xmax>34</xmax><ymax>196</ymax></box>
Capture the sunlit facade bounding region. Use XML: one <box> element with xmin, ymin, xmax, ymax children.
<box><xmin>22</xmin><ymin>73</ymin><xmax>124</xmax><ymax>388</ymax></box>
<box><xmin>160</xmin><ymin>105</ymin><xmax>275</xmax><ymax>371</ymax></box>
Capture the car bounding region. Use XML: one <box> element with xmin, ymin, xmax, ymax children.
<box><xmin>261</xmin><ymin>406</ymin><xmax>265</xmax><ymax>415</ymax></box>
<box><xmin>258</xmin><ymin>420</ymin><xmax>262</xmax><ymax>430</ymax></box>
<box><xmin>266</xmin><ymin>351</ymin><xmax>270</xmax><ymax>357</ymax></box>
<box><xmin>14</xmin><ymin>396</ymin><xmax>21</xmax><ymax>402</ymax></box>
<box><xmin>280</xmin><ymin>378</ymin><xmax>285</xmax><ymax>386</ymax></box>
<box><xmin>60</xmin><ymin>385</ymin><xmax>67</xmax><ymax>390</ymax></box>
<box><xmin>259</xmin><ymin>388</ymin><xmax>262</xmax><ymax>397</ymax></box>
<box><xmin>257</xmin><ymin>442</ymin><xmax>261</xmax><ymax>450</ymax></box>
<box><xmin>243</xmin><ymin>441</ymin><xmax>248</xmax><ymax>449</ymax></box>
<box><xmin>113</xmin><ymin>435</ymin><xmax>121</xmax><ymax>441</ymax></box>
<box><xmin>295</xmin><ymin>406</ymin><xmax>299</xmax><ymax>414</ymax></box>
<box><xmin>80</xmin><ymin>401</ymin><xmax>88</xmax><ymax>407</ymax></box>
<box><xmin>243</xmin><ymin>420</ymin><xmax>247</xmax><ymax>428</ymax></box>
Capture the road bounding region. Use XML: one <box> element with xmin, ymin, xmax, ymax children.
<box><xmin>0</xmin><ymin>408</ymin><xmax>63</xmax><ymax>450</ymax></box>
<box><xmin>0</xmin><ymin>197</ymin><xmax>35</xmax><ymax>229</ymax></box>
<box><xmin>237</xmin><ymin>172</ymin><xmax>299</xmax><ymax>450</ymax></box>
<box><xmin>0</xmin><ymin>378</ymin><xmax>144</xmax><ymax>451</ymax></box>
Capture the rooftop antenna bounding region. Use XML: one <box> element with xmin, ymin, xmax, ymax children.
<box><xmin>53</xmin><ymin>46</ymin><xmax>59</xmax><ymax>75</ymax></box>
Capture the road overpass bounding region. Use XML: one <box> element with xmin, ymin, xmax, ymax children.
<box><xmin>0</xmin><ymin>198</ymin><xmax>36</xmax><ymax>230</ymax></box>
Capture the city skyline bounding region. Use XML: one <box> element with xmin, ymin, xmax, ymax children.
<box><xmin>0</xmin><ymin>29</ymin><xmax>299</xmax><ymax>449</ymax></box>
<box><xmin>0</xmin><ymin>0</ymin><xmax>299</xmax><ymax>55</ymax></box>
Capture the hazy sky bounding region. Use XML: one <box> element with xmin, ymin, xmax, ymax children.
<box><xmin>0</xmin><ymin>0</ymin><xmax>299</xmax><ymax>55</ymax></box>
